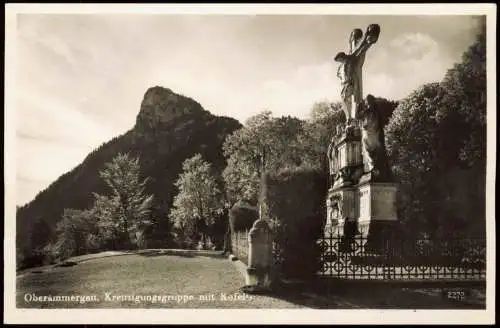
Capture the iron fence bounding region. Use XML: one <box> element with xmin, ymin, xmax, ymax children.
<box><xmin>317</xmin><ymin>233</ymin><xmax>486</xmax><ymax>281</ymax></box>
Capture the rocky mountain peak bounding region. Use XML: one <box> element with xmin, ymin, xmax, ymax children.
<box><xmin>135</xmin><ymin>86</ymin><xmax>206</xmax><ymax>129</ymax></box>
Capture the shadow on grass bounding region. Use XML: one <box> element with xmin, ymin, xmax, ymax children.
<box><xmin>136</xmin><ymin>249</ymin><xmax>226</xmax><ymax>259</ymax></box>
<box><xmin>249</xmin><ymin>279</ymin><xmax>486</xmax><ymax>309</ymax></box>
<box><xmin>138</xmin><ymin>250</ymin><xmax>196</xmax><ymax>258</ymax></box>
<box><xmin>54</xmin><ymin>261</ymin><xmax>78</xmax><ymax>268</ymax></box>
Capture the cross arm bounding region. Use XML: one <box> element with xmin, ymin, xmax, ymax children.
<box><xmin>352</xmin><ymin>36</ymin><xmax>374</xmax><ymax>57</ymax></box>
<box><xmin>352</xmin><ymin>24</ymin><xmax>380</xmax><ymax>57</ymax></box>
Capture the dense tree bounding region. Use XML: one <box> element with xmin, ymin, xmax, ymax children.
<box><xmin>206</xmin><ymin>207</ymin><xmax>230</xmax><ymax>250</ymax></box>
<box><xmin>441</xmin><ymin>26</ymin><xmax>486</xmax><ymax>168</ymax></box>
<box><xmin>46</xmin><ymin>154</ymin><xmax>155</xmax><ymax>261</ymax></box>
<box><xmin>27</xmin><ymin>217</ymin><xmax>52</xmax><ymax>255</ymax></box>
<box><xmin>89</xmin><ymin>192</ymin><xmax>121</xmax><ymax>250</ymax></box>
<box><xmin>386</xmin><ymin>26</ymin><xmax>486</xmax><ymax>238</ymax></box>
<box><xmin>386</xmin><ymin>83</ymin><xmax>446</xmax><ymax>235</ymax></box>
<box><xmin>298</xmin><ymin>101</ymin><xmax>345</xmax><ymax>172</ymax></box>
<box><xmin>222</xmin><ymin>111</ymin><xmax>304</xmax><ymax>205</ymax></box>
<box><xmin>98</xmin><ymin>153</ymin><xmax>154</xmax><ymax>249</ymax></box>
<box><xmin>169</xmin><ymin>154</ymin><xmax>224</xmax><ymax>248</ymax></box>
<box><xmin>143</xmin><ymin>201</ymin><xmax>176</xmax><ymax>249</ymax></box>
<box><xmin>19</xmin><ymin>217</ymin><xmax>54</xmax><ymax>268</ymax></box>
<box><xmin>50</xmin><ymin>208</ymin><xmax>97</xmax><ymax>260</ymax></box>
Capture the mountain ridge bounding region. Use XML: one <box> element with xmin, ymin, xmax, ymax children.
<box><xmin>16</xmin><ymin>86</ymin><xmax>242</xmax><ymax>269</ymax></box>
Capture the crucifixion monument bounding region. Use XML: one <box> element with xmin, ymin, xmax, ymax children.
<box><xmin>334</xmin><ymin>24</ymin><xmax>380</xmax><ymax>126</ymax></box>
<box><xmin>325</xmin><ymin>24</ymin><xmax>398</xmax><ymax>246</ymax></box>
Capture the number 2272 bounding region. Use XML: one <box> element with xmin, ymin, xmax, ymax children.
<box><xmin>447</xmin><ymin>291</ymin><xmax>465</xmax><ymax>300</ymax></box>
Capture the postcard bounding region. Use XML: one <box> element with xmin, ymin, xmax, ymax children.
<box><xmin>4</xmin><ymin>3</ymin><xmax>496</xmax><ymax>325</ymax></box>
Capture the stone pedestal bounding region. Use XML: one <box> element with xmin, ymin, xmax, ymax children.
<box><xmin>246</xmin><ymin>219</ymin><xmax>272</xmax><ymax>289</ymax></box>
<box><xmin>357</xmin><ymin>180</ymin><xmax>399</xmax><ymax>252</ymax></box>
<box><xmin>325</xmin><ymin>123</ymin><xmax>399</xmax><ymax>250</ymax></box>
<box><xmin>327</xmin><ymin>125</ymin><xmax>363</xmax><ymax>238</ymax></box>
<box><xmin>358</xmin><ymin>181</ymin><xmax>398</xmax><ymax>234</ymax></box>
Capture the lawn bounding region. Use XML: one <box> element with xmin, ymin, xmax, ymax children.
<box><xmin>16</xmin><ymin>250</ymin><xmax>304</xmax><ymax>309</ymax></box>
<box><xmin>16</xmin><ymin>250</ymin><xmax>486</xmax><ymax>309</ymax></box>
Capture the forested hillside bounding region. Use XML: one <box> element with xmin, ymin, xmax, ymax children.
<box><xmin>16</xmin><ymin>86</ymin><xmax>242</xmax><ymax>269</ymax></box>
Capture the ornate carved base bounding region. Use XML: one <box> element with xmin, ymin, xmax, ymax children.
<box><xmin>333</xmin><ymin>164</ymin><xmax>364</xmax><ymax>188</ymax></box>
<box><xmin>326</xmin><ymin>186</ymin><xmax>358</xmax><ymax>237</ymax></box>
<box><xmin>330</xmin><ymin>126</ymin><xmax>363</xmax><ymax>187</ymax></box>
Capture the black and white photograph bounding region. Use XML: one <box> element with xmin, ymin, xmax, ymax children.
<box><xmin>4</xmin><ymin>3</ymin><xmax>496</xmax><ymax>325</ymax></box>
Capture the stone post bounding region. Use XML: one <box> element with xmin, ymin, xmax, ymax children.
<box><xmin>246</xmin><ymin>218</ymin><xmax>273</xmax><ymax>290</ymax></box>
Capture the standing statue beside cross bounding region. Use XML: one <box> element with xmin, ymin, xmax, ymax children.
<box><xmin>334</xmin><ymin>24</ymin><xmax>380</xmax><ymax>126</ymax></box>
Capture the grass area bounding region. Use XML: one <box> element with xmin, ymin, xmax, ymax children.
<box><xmin>16</xmin><ymin>250</ymin><xmax>486</xmax><ymax>309</ymax></box>
<box><xmin>16</xmin><ymin>250</ymin><xmax>304</xmax><ymax>309</ymax></box>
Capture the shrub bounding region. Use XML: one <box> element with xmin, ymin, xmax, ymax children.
<box><xmin>229</xmin><ymin>201</ymin><xmax>258</xmax><ymax>233</ymax></box>
<box><xmin>18</xmin><ymin>252</ymin><xmax>46</xmax><ymax>271</ymax></box>
<box><xmin>263</xmin><ymin>167</ymin><xmax>328</xmax><ymax>281</ymax></box>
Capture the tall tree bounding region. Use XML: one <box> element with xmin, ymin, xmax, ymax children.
<box><xmin>169</xmin><ymin>154</ymin><xmax>223</xmax><ymax>248</ymax></box>
<box><xmin>386</xmin><ymin>83</ymin><xmax>445</xmax><ymax>235</ymax></box>
<box><xmin>222</xmin><ymin>111</ymin><xmax>304</xmax><ymax>205</ymax></box>
<box><xmin>144</xmin><ymin>201</ymin><xmax>175</xmax><ymax>248</ymax></box>
<box><xmin>298</xmin><ymin>101</ymin><xmax>345</xmax><ymax>172</ymax></box>
<box><xmin>385</xmin><ymin>26</ymin><xmax>486</xmax><ymax>238</ymax></box>
<box><xmin>90</xmin><ymin>192</ymin><xmax>121</xmax><ymax>250</ymax></box>
<box><xmin>98</xmin><ymin>153</ymin><xmax>154</xmax><ymax>249</ymax></box>
<box><xmin>441</xmin><ymin>24</ymin><xmax>486</xmax><ymax>168</ymax></box>
<box><xmin>51</xmin><ymin>208</ymin><xmax>97</xmax><ymax>260</ymax></box>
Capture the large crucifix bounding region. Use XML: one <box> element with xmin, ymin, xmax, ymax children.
<box><xmin>334</xmin><ymin>24</ymin><xmax>381</xmax><ymax>126</ymax></box>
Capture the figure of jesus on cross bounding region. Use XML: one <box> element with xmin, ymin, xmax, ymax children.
<box><xmin>334</xmin><ymin>24</ymin><xmax>380</xmax><ymax>127</ymax></box>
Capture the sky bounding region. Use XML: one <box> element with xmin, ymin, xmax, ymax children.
<box><xmin>14</xmin><ymin>13</ymin><xmax>484</xmax><ymax>206</ymax></box>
